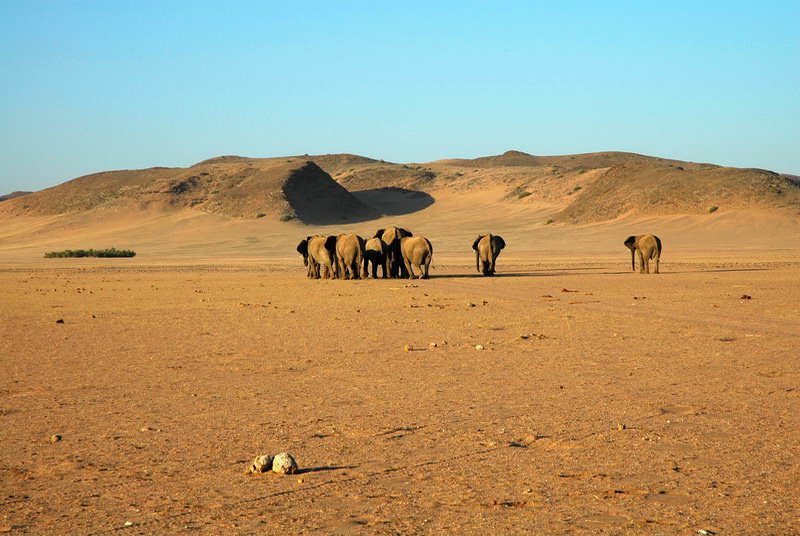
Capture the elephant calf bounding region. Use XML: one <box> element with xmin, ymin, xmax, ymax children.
<box><xmin>624</xmin><ymin>234</ymin><xmax>662</xmax><ymax>274</ymax></box>
<box><xmin>363</xmin><ymin>237</ymin><xmax>388</xmax><ymax>278</ymax></box>
<box><xmin>400</xmin><ymin>236</ymin><xmax>433</xmax><ymax>279</ymax></box>
<box><xmin>472</xmin><ymin>234</ymin><xmax>506</xmax><ymax>276</ymax></box>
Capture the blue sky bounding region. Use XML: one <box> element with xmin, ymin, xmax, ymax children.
<box><xmin>1</xmin><ymin>1</ymin><xmax>798</xmax><ymax>192</ymax></box>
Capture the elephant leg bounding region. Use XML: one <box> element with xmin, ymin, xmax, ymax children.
<box><xmin>404</xmin><ymin>258</ymin><xmax>415</xmax><ymax>279</ymax></box>
<box><xmin>654</xmin><ymin>255</ymin><xmax>660</xmax><ymax>274</ymax></box>
<box><xmin>421</xmin><ymin>260</ymin><xmax>430</xmax><ymax>279</ymax></box>
<box><xmin>637</xmin><ymin>251</ymin><xmax>645</xmax><ymax>274</ymax></box>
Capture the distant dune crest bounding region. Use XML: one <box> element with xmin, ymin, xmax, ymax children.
<box><xmin>2</xmin><ymin>151</ymin><xmax>799</xmax><ymax>224</ymax></box>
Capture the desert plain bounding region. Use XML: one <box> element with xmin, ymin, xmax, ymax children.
<box><xmin>1</xmin><ymin>151</ymin><xmax>799</xmax><ymax>535</ymax></box>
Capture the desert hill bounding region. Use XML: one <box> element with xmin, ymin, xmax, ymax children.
<box><xmin>555</xmin><ymin>161</ymin><xmax>800</xmax><ymax>223</ymax></box>
<box><xmin>0</xmin><ymin>158</ymin><xmax>379</xmax><ymax>224</ymax></box>
<box><xmin>3</xmin><ymin>150</ymin><xmax>799</xmax><ymax>224</ymax></box>
<box><xmin>0</xmin><ymin>191</ymin><xmax>31</xmax><ymax>202</ymax></box>
<box><xmin>1</xmin><ymin>150</ymin><xmax>799</xmax><ymax>262</ymax></box>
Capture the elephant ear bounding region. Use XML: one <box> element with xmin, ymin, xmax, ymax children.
<box><xmin>472</xmin><ymin>235</ymin><xmax>484</xmax><ymax>251</ymax></box>
<box><xmin>324</xmin><ymin>235</ymin><xmax>338</xmax><ymax>254</ymax></box>
<box><xmin>374</xmin><ymin>229</ymin><xmax>385</xmax><ymax>239</ymax></box>
<box><xmin>296</xmin><ymin>239</ymin><xmax>308</xmax><ymax>256</ymax></box>
<box><xmin>398</xmin><ymin>227</ymin><xmax>413</xmax><ymax>237</ymax></box>
<box><xmin>494</xmin><ymin>236</ymin><xmax>506</xmax><ymax>250</ymax></box>
<box><xmin>623</xmin><ymin>236</ymin><xmax>636</xmax><ymax>249</ymax></box>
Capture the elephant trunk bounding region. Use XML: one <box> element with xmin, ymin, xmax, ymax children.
<box><xmin>476</xmin><ymin>251</ymin><xmax>481</xmax><ymax>273</ymax></box>
<box><xmin>631</xmin><ymin>249</ymin><xmax>635</xmax><ymax>272</ymax></box>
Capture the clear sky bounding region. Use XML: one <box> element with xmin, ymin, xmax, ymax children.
<box><xmin>1</xmin><ymin>1</ymin><xmax>798</xmax><ymax>193</ymax></box>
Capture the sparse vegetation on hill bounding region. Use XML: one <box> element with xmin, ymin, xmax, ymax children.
<box><xmin>555</xmin><ymin>162</ymin><xmax>800</xmax><ymax>222</ymax></box>
<box><xmin>44</xmin><ymin>248</ymin><xmax>136</xmax><ymax>258</ymax></box>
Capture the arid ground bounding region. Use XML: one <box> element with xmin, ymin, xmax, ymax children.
<box><xmin>1</xmin><ymin>151</ymin><xmax>799</xmax><ymax>534</ymax></box>
<box><xmin>2</xmin><ymin>254</ymin><xmax>799</xmax><ymax>535</ymax></box>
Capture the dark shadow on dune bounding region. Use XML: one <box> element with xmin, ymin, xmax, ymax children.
<box><xmin>351</xmin><ymin>187</ymin><xmax>435</xmax><ymax>216</ymax></box>
<box><xmin>296</xmin><ymin>465</ymin><xmax>358</xmax><ymax>474</ymax></box>
<box><xmin>282</xmin><ymin>163</ymin><xmax>382</xmax><ymax>225</ymax></box>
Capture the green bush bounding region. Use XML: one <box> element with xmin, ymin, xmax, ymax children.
<box><xmin>280</xmin><ymin>214</ymin><xmax>296</xmax><ymax>222</ymax></box>
<box><xmin>517</xmin><ymin>191</ymin><xmax>532</xmax><ymax>199</ymax></box>
<box><xmin>545</xmin><ymin>219</ymin><xmax>555</xmax><ymax>225</ymax></box>
<box><xmin>709</xmin><ymin>206</ymin><xmax>718</xmax><ymax>213</ymax></box>
<box><xmin>44</xmin><ymin>248</ymin><xmax>136</xmax><ymax>258</ymax></box>
<box><xmin>573</xmin><ymin>185</ymin><xmax>582</xmax><ymax>192</ymax></box>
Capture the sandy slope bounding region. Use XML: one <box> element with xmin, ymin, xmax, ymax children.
<box><xmin>0</xmin><ymin>184</ymin><xmax>799</xmax><ymax>265</ymax></box>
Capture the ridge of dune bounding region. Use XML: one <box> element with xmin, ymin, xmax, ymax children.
<box><xmin>0</xmin><ymin>190</ymin><xmax>31</xmax><ymax>202</ymax></box>
<box><xmin>0</xmin><ymin>159</ymin><xmax>379</xmax><ymax>224</ymax></box>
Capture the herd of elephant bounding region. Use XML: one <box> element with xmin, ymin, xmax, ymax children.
<box><xmin>296</xmin><ymin>227</ymin><xmax>662</xmax><ymax>280</ymax></box>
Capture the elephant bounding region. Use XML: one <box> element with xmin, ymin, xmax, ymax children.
<box><xmin>400</xmin><ymin>236</ymin><xmax>433</xmax><ymax>279</ymax></box>
<box><xmin>363</xmin><ymin>237</ymin><xmax>388</xmax><ymax>279</ymax></box>
<box><xmin>296</xmin><ymin>238</ymin><xmax>319</xmax><ymax>279</ymax></box>
<box><xmin>624</xmin><ymin>234</ymin><xmax>662</xmax><ymax>274</ymax></box>
<box><xmin>304</xmin><ymin>235</ymin><xmax>339</xmax><ymax>279</ymax></box>
<box><xmin>335</xmin><ymin>233</ymin><xmax>365</xmax><ymax>280</ymax></box>
<box><xmin>472</xmin><ymin>234</ymin><xmax>506</xmax><ymax>276</ymax></box>
<box><xmin>375</xmin><ymin>227</ymin><xmax>413</xmax><ymax>278</ymax></box>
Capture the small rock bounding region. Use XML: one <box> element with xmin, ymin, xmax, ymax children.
<box><xmin>428</xmin><ymin>342</ymin><xmax>437</xmax><ymax>348</ymax></box>
<box><xmin>404</xmin><ymin>344</ymin><xmax>413</xmax><ymax>352</ymax></box>
<box><xmin>272</xmin><ymin>452</ymin><xmax>298</xmax><ymax>474</ymax></box>
<box><xmin>50</xmin><ymin>434</ymin><xmax>62</xmax><ymax>443</ymax></box>
<box><xmin>475</xmin><ymin>344</ymin><xmax>485</xmax><ymax>351</ymax></box>
<box><xmin>467</xmin><ymin>302</ymin><xmax>476</xmax><ymax>307</ymax></box>
<box><xmin>124</xmin><ymin>521</ymin><xmax>133</xmax><ymax>527</ymax></box>
<box><xmin>55</xmin><ymin>319</ymin><xmax>64</xmax><ymax>324</ymax></box>
<box><xmin>249</xmin><ymin>454</ymin><xmax>273</xmax><ymax>474</ymax></box>
<box><xmin>739</xmin><ymin>294</ymin><xmax>752</xmax><ymax>300</ymax></box>
<box><xmin>617</xmin><ymin>423</ymin><xmax>626</xmax><ymax>431</ymax></box>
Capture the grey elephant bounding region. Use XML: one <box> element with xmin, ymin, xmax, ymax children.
<box><xmin>624</xmin><ymin>234</ymin><xmax>662</xmax><ymax>274</ymax></box>
<box><xmin>297</xmin><ymin>235</ymin><xmax>338</xmax><ymax>279</ymax></box>
<box><xmin>400</xmin><ymin>236</ymin><xmax>433</xmax><ymax>279</ymax></box>
<box><xmin>374</xmin><ymin>226</ymin><xmax>413</xmax><ymax>278</ymax></box>
<box><xmin>335</xmin><ymin>233</ymin><xmax>365</xmax><ymax>280</ymax></box>
<box><xmin>472</xmin><ymin>234</ymin><xmax>506</xmax><ymax>276</ymax></box>
<box><xmin>363</xmin><ymin>237</ymin><xmax>388</xmax><ymax>278</ymax></box>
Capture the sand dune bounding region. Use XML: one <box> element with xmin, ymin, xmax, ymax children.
<box><xmin>1</xmin><ymin>150</ymin><xmax>798</xmax><ymax>265</ymax></box>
